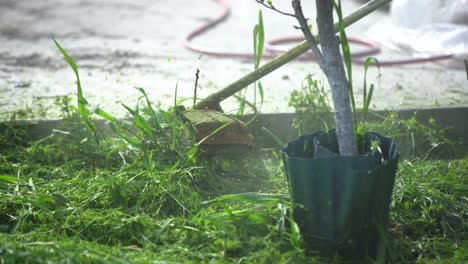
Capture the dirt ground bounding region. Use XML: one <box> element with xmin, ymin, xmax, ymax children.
<box><xmin>1</xmin><ymin>0</ymin><xmax>466</xmax><ymax>118</ymax></box>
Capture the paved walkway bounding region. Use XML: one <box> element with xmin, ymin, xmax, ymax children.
<box><xmin>1</xmin><ymin>0</ymin><xmax>466</xmax><ymax>118</ymax></box>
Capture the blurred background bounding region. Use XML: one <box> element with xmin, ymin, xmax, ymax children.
<box><xmin>0</xmin><ymin>0</ymin><xmax>466</xmax><ymax>118</ymax></box>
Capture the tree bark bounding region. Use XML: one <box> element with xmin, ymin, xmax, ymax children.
<box><xmin>314</xmin><ymin>0</ymin><xmax>357</xmax><ymax>156</ymax></box>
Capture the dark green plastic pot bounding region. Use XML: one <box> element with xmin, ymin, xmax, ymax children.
<box><xmin>281</xmin><ymin>130</ymin><xmax>399</xmax><ymax>257</ymax></box>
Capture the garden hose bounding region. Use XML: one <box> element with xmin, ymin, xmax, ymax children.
<box><xmin>184</xmin><ymin>0</ymin><xmax>458</xmax><ymax>66</ymax></box>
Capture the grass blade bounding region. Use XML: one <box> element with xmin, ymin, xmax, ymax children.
<box><xmin>52</xmin><ymin>38</ymin><xmax>96</xmax><ymax>139</ymax></box>
<box><xmin>233</xmin><ymin>95</ymin><xmax>258</xmax><ymax>113</ymax></box>
<box><xmin>94</xmin><ymin>107</ymin><xmax>118</xmax><ymax>123</ymax></box>
<box><xmin>262</xmin><ymin>127</ymin><xmax>285</xmax><ymax>147</ymax></box>
<box><xmin>364</xmin><ymin>84</ymin><xmax>374</xmax><ymax>120</ymax></box>
<box><xmin>196</xmin><ymin>122</ymin><xmax>231</xmax><ymax>145</ymax></box>
<box><xmin>206</xmin><ymin>192</ymin><xmax>289</xmax><ymax>205</ymax></box>
<box><xmin>253</xmin><ymin>10</ymin><xmax>265</xmax><ymax>69</ymax></box>
<box><xmin>0</xmin><ymin>174</ymin><xmax>19</xmax><ymax>184</ymax></box>
<box><xmin>333</xmin><ymin>0</ymin><xmax>356</xmax><ymax>129</ymax></box>
<box><xmin>94</xmin><ymin>107</ymin><xmax>143</xmax><ymax>147</ymax></box>
<box><xmin>258</xmin><ymin>81</ymin><xmax>264</xmax><ymax>110</ymax></box>
<box><xmin>121</xmin><ymin>103</ymin><xmax>156</xmax><ymax>143</ymax></box>
<box><xmin>135</xmin><ymin>87</ymin><xmax>162</xmax><ymax>131</ymax></box>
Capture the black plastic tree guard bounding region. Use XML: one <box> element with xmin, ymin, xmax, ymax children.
<box><xmin>281</xmin><ymin>130</ymin><xmax>399</xmax><ymax>258</ymax></box>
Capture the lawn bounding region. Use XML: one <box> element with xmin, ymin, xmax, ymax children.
<box><xmin>0</xmin><ymin>94</ymin><xmax>466</xmax><ymax>263</ymax></box>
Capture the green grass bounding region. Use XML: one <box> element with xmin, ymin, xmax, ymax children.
<box><xmin>0</xmin><ymin>114</ymin><xmax>466</xmax><ymax>263</ymax></box>
<box><xmin>0</xmin><ymin>111</ymin><xmax>303</xmax><ymax>263</ymax></box>
<box><xmin>0</xmin><ymin>40</ymin><xmax>466</xmax><ymax>263</ymax></box>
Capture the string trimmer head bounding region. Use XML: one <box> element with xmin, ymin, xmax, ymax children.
<box><xmin>177</xmin><ymin>106</ymin><xmax>253</xmax><ymax>155</ymax></box>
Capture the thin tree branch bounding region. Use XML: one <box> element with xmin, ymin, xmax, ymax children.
<box><xmin>255</xmin><ymin>0</ymin><xmax>295</xmax><ymax>17</ymax></box>
<box><xmin>291</xmin><ymin>0</ymin><xmax>326</xmax><ymax>73</ymax></box>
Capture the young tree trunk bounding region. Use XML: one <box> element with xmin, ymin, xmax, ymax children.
<box><xmin>315</xmin><ymin>0</ymin><xmax>357</xmax><ymax>156</ymax></box>
<box><xmin>292</xmin><ymin>0</ymin><xmax>357</xmax><ymax>155</ymax></box>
